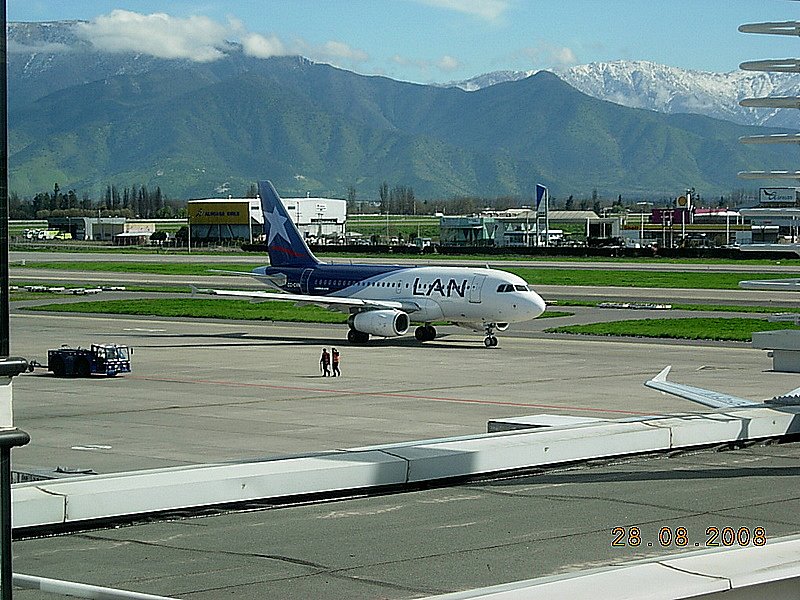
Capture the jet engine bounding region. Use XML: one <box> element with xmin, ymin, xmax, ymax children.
<box><xmin>495</xmin><ymin>322</ymin><xmax>509</xmax><ymax>331</ymax></box>
<box><xmin>349</xmin><ymin>310</ymin><xmax>410</xmax><ymax>337</ymax></box>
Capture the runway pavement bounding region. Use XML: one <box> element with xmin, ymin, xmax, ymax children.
<box><xmin>7</xmin><ymin>282</ymin><xmax>800</xmax><ymax>599</ymax></box>
<box><xmin>9</xmin><ymin>311</ymin><xmax>798</xmax><ymax>475</ymax></box>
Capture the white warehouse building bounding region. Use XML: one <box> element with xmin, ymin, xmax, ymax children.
<box><xmin>187</xmin><ymin>195</ymin><xmax>347</xmax><ymax>243</ymax></box>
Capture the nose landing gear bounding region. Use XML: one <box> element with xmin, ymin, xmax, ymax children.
<box><xmin>484</xmin><ymin>323</ymin><xmax>498</xmax><ymax>348</ymax></box>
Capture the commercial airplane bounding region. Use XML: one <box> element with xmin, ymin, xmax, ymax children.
<box><xmin>646</xmin><ymin>366</ymin><xmax>800</xmax><ymax>409</ymax></box>
<box><xmin>197</xmin><ymin>180</ymin><xmax>546</xmax><ymax>346</ymax></box>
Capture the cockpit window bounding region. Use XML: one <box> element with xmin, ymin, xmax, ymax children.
<box><xmin>498</xmin><ymin>284</ymin><xmax>529</xmax><ymax>292</ymax></box>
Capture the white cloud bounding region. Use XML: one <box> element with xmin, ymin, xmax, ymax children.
<box><xmin>242</xmin><ymin>33</ymin><xmax>286</xmax><ymax>59</ymax></box>
<box><xmin>414</xmin><ymin>0</ymin><xmax>509</xmax><ymax>21</ymax></box>
<box><xmin>390</xmin><ymin>54</ymin><xmax>462</xmax><ymax>77</ymax></box>
<box><xmin>292</xmin><ymin>39</ymin><xmax>370</xmax><ymax>68</ymax></box>
<box><xmin>319</xmin><ymin>41</ymin><xmax>369</xmax><ymax>63</ymax></box>
<box><xmin>75</xmin><ymin>10</ymin><xmax>232</xmax><ymax>62</ymax></box>
<box><xmin>437</xmin><ymin>55</ymin><xmax>461</xmax><ymax>72</ymax></box>
<box><xmin>73</xmin><ymin>10</ymin><xmax>371</xmax><ymax>67</ymax></box>
<box><xmin>517</xmin><ymin>43</ymin><xmax>578</xmax><ymax>69</ymax></box>
<box><xmin>74</xmin><ymin>9</ymin><xmax>289</xmax><ymax>62</ymax></box>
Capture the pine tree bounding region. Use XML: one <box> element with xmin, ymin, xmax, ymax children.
<box><xmin>111</xmin><ymin>185</ymin><xmax>120</xmax><ymax>210</ymax></box>
<box><xmin>153</xmin><ymin>186</ymin><xmax>163</xmax><ymax>215</ymax></box>
<box><xmin>379</xmin><ymin>181</ymin><xmax>389</xmax><ymax>213</ymax></box>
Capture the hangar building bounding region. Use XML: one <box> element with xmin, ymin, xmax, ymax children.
<box><xmin>188</xmin><ymin>196</ymin><xmax>347</xmax><ymax>243</ymax></box>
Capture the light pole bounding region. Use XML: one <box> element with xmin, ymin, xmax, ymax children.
<box><xmin>0</xmin><ymin>4</ymin><xmax>32</xmax><ymax>599</ymax></box>
<box><xmin>636</xmin><ymin>201</ymin><xmax>649</xmax><ymax>245</ymax></box>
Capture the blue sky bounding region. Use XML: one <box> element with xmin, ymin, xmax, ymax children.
<box><xmin>10</xmin><ymin>1</ymin><xmax>800</xmax><ymax>83</ymax></box>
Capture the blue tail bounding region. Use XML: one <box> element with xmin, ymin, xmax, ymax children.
<box><xmin>258</xmin><ymin>180</ymin><xmax>320</xmax><ymax>267</ymax></box>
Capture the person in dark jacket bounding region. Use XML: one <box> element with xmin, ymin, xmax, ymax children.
<box><xmin>320</xmin><ymin>348</ymin><xmax>331</xmax><ymax>377</ymax></box>
<box><xmin>331</xmin><ymin>348</ymin><xmax>341</xmax><ymax>377</ymax></box>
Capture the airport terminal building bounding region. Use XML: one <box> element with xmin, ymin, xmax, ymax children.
<box><xmin>187</xmin><ymin>196</ymin><xmax>347</xmax><ymax>243</ymax></box>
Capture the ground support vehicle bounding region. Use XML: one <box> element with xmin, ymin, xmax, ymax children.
<box><xmin>46</xmin><ymin>344</ymin><xmax>132</xmax><ymax>377</ymax></box>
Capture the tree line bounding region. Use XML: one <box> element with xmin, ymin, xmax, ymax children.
<box><xmin>10</xmin><ymin>180</ymin><xmax>760</xmax><ymax>222</ymax></box>
<box><xmin>9</xmin><ymin>183</ymin><xmax>185</xmax><ymax>220</ymax></box>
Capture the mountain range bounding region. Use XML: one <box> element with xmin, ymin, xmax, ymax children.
<box><xmin>453</xmin><ymin>61</ymin><xmax>800</xmax><ymax>129</ymax></box>
<box><xmin>8</xmin><ymin>21</ymin><xmax>798</xmax><ymax>202</ymax></box>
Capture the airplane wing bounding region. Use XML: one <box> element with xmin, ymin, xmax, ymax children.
<box><xmin>644</xmin><ymin>366</ymin><xmax>762</xmax><ymax>409</ymax></box>
<box><xmin>205</xmin><ymin>271</ymin><xmax>288</xmax><ymax>291</ymax></box>
<box><xmin>739</xmin><ymin>278</ymin><xmax>800</xmax><ymax>291</ymax></box>
<box><xmin>207</xmin><ymin>269</ymin><xmax>256</xmax><ymax>276</ymax></box>
<box><xmin>191</xmin><ymin>286</ymin><xmax>419</xmax><ymax>313</ymax></box>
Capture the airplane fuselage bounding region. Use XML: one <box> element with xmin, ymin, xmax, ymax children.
<box><xmin>252</xmin><ymin>263</ymin><xmax>545</xmax><ymax>324</ymax></box>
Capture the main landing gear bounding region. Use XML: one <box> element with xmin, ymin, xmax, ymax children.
<box><xmin>414</xmin><ymin>324</ymin><xmax>436</xmax><ymax>342</ymax></box>
<box><xmin>483</xmin><ymin>323</ymin><xmax>498</xmax><ymax>348</ymax></box>
<box><xmin>347</xmin><ymin>329</ymin><xmax>370</xmax><ymax>344</ymax></box>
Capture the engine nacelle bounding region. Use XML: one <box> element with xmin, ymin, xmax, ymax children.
<box><xmin>495</xmin><ymin>322</ymin><xmax>509</xmax><ymax>331</ymax></box>
<box><xmin>349</xmin><ymin>310</ymin><xmax>410</xmax><ymax>337</ymax></box>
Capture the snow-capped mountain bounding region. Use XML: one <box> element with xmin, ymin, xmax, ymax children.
<box><xmin>453</xmin><ymin>60</ymin><xmax>800</xmax><ymax>129</ymax></box>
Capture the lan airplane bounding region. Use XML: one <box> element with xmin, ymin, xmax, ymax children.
<box><xmin>198</xmin><ymin>180</ymin><xmax>546</xmax><ymax>346</ymax></box>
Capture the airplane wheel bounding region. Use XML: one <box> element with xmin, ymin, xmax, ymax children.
<box><xmin>76</xmin><ymin>359</ymin><xmax>91</xmax><ymax>378</ymax></box>
<box><xmin>425</xmin><ymin>325</ymin><xmax>437</xmax><ymax>341</ymax></box>
<box><xmin>490</xmin><ymin>336</ymin><xmax>498</xmax><ymax>347</ymax></box>
<box><xmin>348</xmin><ymin>329</ymin><xmax>369</xmax><ymax>344</ymax></box>
<box><xmin>484</xmin><ymin>336</ymin><xmax>498</xmax><ymax>348</ymax></box>
<box><xmin>50</xmin><ymin>356</ymin><xmax>66</xmax><ymax>377</ymax></box>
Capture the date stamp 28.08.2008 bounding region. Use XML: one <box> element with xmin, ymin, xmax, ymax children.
<box><xmin>612</xmin><ymin>526</ymin><xmax>766</xmax><ymax>549</ymax></box>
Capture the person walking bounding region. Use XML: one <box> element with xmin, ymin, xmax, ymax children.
<box><xmin>331</xmin><ymin>348</ymin><xmax>341</xmax><ymax>377</ymax></box>
<box><xmin>320</xmin><ymin>348</ymin><xmax>331</xmax><ymax>377</ymax></box>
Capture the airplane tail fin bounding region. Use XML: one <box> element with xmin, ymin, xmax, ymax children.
<box><xmin>258</xmin><ymin>180</ymin><xmax>320</xmax><ymax>268</ymax></box>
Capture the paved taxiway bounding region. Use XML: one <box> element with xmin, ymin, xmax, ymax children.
<box><xmin>10</xmin><ymin>311</ymin><xmax>800</xmax><ymax>475</ymax></box>
<box><xmin>8</xmin><ymin>293</ymin><xmax>800</xmax><ymax>598</ymax></box>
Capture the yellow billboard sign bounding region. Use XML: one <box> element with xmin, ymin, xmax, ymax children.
<box><xmin>188</xmin><ymin>201</ymin><xmax>250</xmax><ymax>225</ymax></box>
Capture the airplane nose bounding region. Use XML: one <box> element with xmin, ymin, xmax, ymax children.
<box><xmin>529</xmin><ymin>291</ymin><xmax>546</xmax><ymax>318</ymax></box>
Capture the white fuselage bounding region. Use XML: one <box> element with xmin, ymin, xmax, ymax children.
<box><xmin>331</xmin><ymin>266</ymin><xmax>545</xmax><ymax>324</ymax></box>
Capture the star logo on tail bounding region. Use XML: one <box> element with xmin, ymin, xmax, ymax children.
<box><xmin>264</xmin><ymin>207</ymin><xmax>290</xmax><ymax>245</ymax></box>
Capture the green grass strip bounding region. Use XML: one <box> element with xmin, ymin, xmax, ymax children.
<box><xmin>24</xmin><ymin>298</ymin><xmax>349</xmax><ymax>323</ymax></box>
<box><xmin>546</xmin><ymin>317</ymin><xmax>800</xmax><ymax>342</ymax></box>
<box><xmin>14</xmin><ymin>261</ymin><xmax>251</xmax><ymax>276</ymax></box>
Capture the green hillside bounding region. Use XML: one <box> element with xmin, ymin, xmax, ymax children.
<box><xmin>9</xmin><ymin>53</ymin><xmax>796</xmax><ymax>201</ymax></box>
